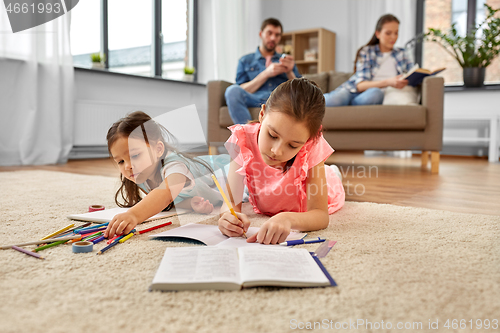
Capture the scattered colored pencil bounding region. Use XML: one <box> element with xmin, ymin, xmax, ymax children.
<box><xmin>40</xmin><ymin>224</ymin><xmax>75</xmax><ymax>240</ymax></box>
<box><xmin>83</xmin><ymin>232</ymin><xmax>103</xmax><ymax>241</ymax></box>
<box><xmin>1</xmin><ymin>235</ymin><xmax>82</xmax><ymax>250</ymax></box>
<box><xmin>11</xmin><ymin>245</ymin><xmax>45</xmax><ymax>260</ymax></box>
<box><xmin>106</xmin><ymin>235</ymin><xmax>120</xmax><ymax>244</ymax></box>
<box><xmin>119</xmin><ymin>233</ymin><xmax>134</xmax><ymax>243</ymax></box>
<box><xmin>135</xmin><ymin>222</ymin><xmax>172</xmax><ymax>235</ymax></box>
<box><xmin>76</xmin><ymin>222</ymin><xmax>109</xmax><ymax>232</ymax></box>
<box><xmin>33</xmin><ymin>240</ymin><xmax>68</xmax><ymax>252</ymax></box>
<box><xmin>92</xmin><ymin>236</ymin><xmax>106</xmax><ymax>244</ymax></box>
<box><xmin>75</xmin><ymin>226</ymin><xmax>107</xmax><ymax>234</ymax></box>
<box><xmin>96</xmin><ymin>241</ymin><xmax>120</xmax><ymax>255</ymax></box>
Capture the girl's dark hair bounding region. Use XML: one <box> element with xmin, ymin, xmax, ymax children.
<box><xmin>106</xmin><ymin>111</ymin><xmax>212</xmax><ymax>209</ymax></box>
<box><xmin>353</xmin><ymin>14</ymin><xmax>400</xmax><ymax>72</ymax></box>
<box><xmin>262</xmin><ymin>77</ymin><xmax>325</xmax><ymax>171</ymax></box>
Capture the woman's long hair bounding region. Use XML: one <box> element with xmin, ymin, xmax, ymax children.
<box><xmin>353</xmin><ymin>14</ymin><xmax>400</xmax><ymax>72</ymax></box>
<box><xmin>106</xmin><ymin>111</ymin><xmax>213</xmax><ymax>209</ymax></box>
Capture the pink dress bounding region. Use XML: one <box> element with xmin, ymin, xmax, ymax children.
<box><xmin>225</xmin><ymin>123</ymin><xmax>345</xmax><ymax>216</ymax></box>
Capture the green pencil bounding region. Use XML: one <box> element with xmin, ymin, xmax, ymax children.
<box><xmin>33</xmin><ymin>240</ymin><xmax>68</xmax><ymax>252</ymax></box>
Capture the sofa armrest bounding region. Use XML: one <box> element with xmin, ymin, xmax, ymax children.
<box><xmin>207</xmin><ymin>80</ymin><xmax>233</xmax><ymax>145</ymax></box>
<box><xmin>421</xmin><ymin>76</ymin><xmax>445</xmax><ymax>151</ymax></box>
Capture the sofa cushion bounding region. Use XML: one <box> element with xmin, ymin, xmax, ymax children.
<box><xmin>322</xmin><ymin>105</ymin><xmax>427</xmax><ymax>130</ymax></box>
<box><xmin>302</xmin><ymin>72</ymin><xmax>330</xmax><ymax>93</ymax></box>
<box><xmin>328</xmin><ymin>71</ymin><xmax>353</xmax><ymax>92</ymax></box>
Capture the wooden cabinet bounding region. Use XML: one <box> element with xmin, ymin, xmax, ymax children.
<box><xmin>279</xmin><ymin>28</ymin><xmax>336</xmax><ymax>74</ymax></box>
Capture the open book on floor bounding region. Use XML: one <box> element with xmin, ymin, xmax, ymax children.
<box><xmin>403</xmin><ymin>64</ymin><xmax>446</xmax><ymax>86</ymax></box>
<box><xmin>150</xmin><ymin>223</ymin><xmax>307</xmax><ymax>247</ymax></box>
<box><xmin>67</xmin><ymin>207</ymin><xmax>189</xmax><ymax>224</ymax></box>
<box><xmin>150</xmin><ymin>246</ymin><xmax>336</xmax><ymax>291</ymax></box>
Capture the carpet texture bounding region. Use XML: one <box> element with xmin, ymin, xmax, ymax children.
<box><xmin>0</xmin><ymin>170</ymin><xmax>499</xmax><ymax>333</ymax></box>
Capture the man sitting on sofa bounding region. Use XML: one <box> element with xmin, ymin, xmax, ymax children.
<box><xmin>225</xmin><ymin>18</ymin><xmax>301</xmax><ymax>124</ymax></box>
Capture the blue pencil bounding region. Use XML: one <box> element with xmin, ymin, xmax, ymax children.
<box><xmin>74</xmin><ymin>223</ymin><xmax>109</xmax><ymax>233</ymax></box>
<box><xmin>75</xmin><ymin>226</ymin><xmax>107</xmax><ymax>234</ymax></box>
<box><xmin>96</xmin><ymin>240</ymin><xmax>120</xmax><ymax>255</ymax></box>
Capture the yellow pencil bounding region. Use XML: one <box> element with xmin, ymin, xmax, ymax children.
<box><xmin>119</xmin><ymin>233</ymin><xmax>134</xmax><ymax>243</ymax></box>
<box><xmin>40</xmin><ymin>224</ymin><xmax>75</xmax><ymax>241</ymax></box>
<box><xmin>211</xmin><ymin>174</ymin><xmax>247</xmax><ymax>238</ymax></box>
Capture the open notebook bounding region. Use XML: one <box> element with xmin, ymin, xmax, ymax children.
<box><xmin>150</xmin><ymin>246</ymin><xmax>336</xmax><ymax>291</ymax></box>
<box><xmin>67</xmin><ymin>207</ymin><xmax>189</xmax><ymax>224</ymax></box>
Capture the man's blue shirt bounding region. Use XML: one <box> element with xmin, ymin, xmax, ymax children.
<box><xmin>235</xmin><ymin>47</ymin><xmax>301</xmax><ymax>100</ymax></box>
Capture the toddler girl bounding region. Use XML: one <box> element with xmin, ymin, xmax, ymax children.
<box><xmin>104</xmin><ymin>111</ymin><xmax>230</xmax><ymax>238</ymax></box>
<box><xmin>219</xmin><ymin>78</ymin><xmax>345</xmax><ymax>244</ymax></box>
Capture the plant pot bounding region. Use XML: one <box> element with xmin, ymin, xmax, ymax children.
<box><xmin>463</xmin><ymin>67</ymin><xmax>485</xmax><ymax>87</ymax></box>
<box><xmin>91</xmin><ymin>62</ymin><xmax>105</xmax><ymax>70</ymax></box>
<box><xmin>183</xmin><ymin>74</ymin><xmax>194</xmax><ymax>82</ymax></box>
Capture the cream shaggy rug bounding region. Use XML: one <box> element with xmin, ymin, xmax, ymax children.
<box><xmin>0</xmin><ymin>170</ymin><xmax>499</xmax><ymax>333</ymax></box>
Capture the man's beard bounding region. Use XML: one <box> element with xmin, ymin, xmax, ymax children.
<box><xmin>264</xmin><ymin>42</ymin><xmax>275</xmax><ymax>53</ymax></box>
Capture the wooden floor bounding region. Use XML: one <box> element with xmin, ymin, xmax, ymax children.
<box><xmin>1</xmin><ymin>152</ymin><xmax>499</xmax><ymax>216</ymax></box>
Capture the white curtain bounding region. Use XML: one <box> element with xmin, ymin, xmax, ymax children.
<box><xmin>210</xmin><ymin>0</ymin><xmax>261</xmax><ymax>82</ymax></box>
<box><xmin>0</xmin><ymin>8</ymin><xmax>74</xmax><ymax>166</ymax></box>
<box><xmin>348</xmin><ymin>0</ymin><xmax>417</xmax><ymax>70</ymax></box>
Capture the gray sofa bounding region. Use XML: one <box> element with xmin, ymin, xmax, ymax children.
<box><xmin>207</xmin><ymin>71</ymin><xmax>444</xmax><ymax>173</ymax></box>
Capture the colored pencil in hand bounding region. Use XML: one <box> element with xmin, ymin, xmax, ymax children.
<box><xmin>211</xmin><ymin>174</ymin><xmax>247</xmax><ymax>238</ymax></box>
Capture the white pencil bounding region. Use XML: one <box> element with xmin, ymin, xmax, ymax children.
<box><xmin>0</xmin><ymin>235</ymin><xmax>82</xmax><ymax>250</ymax></box>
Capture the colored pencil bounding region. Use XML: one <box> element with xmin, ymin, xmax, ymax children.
<box><xmin>75</xmin><ymin>222</ymin><xmax>109</xmax><ymax>232</ymax></box>
<box><xmin>106</xmin><ymin>235</ymin><xmax>120</xmax><ymax>244</ymax></box>
<box><xmin>75</xmin><ymin>226</ymin><xmax>107</xmax><ymax>234</ymax></box>
<box><xmin>92</xmin><ymin>236</ymin><xmax>105</xmax><ymax>244</ymax></box>
<box><xmin>135</xmin><ymin>221</ymin><xmax>172</xmax><ymax>235</ymax></box>
<box><xmin>11</xmin><ymin>245</ymin><xmax>45</xmax><ymax>260</ymax></box>
<box><xmin>83</xmin><ymin>232</ymin><xmax>103</xmax><ymax>241</ymax></box>
<box><xmin>40</xmin><ymin>224</ymin><xmax>75</xmax><ymax>240</ymax></box>
<box><xmin>96</xmin><ymin>241</ymin><xmax>120</xmax><ymax>255</ymax></box>
<box><xmin>33</xmin><ymin>240</ymin><xmax>68</xmax><ymax>252</ymax></box>
<box><xmin>211</xmin><ymin>174</ymin><xmax>247</xmax><ymax>238</ymax></box>
<box><xmin>119</xmin><ymin>233</ymin><xmax>134</xmax><ymax>243</ymax></box>
<box><xmin>1</xmin><ymin>235</ymin><xmax>82</xmax><ymax>250</ymax></box>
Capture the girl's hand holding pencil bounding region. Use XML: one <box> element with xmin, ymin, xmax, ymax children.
<box><xmin>218</xmin><ymin>211</ymin><xmax>250</xmax><ymax>238</ymax></box>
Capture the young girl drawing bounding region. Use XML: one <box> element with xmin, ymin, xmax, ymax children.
<box><xmin>323</xmin><ymin>14</ymin><xmax>414</xmax><ymax>106</ymax></box>
<box><xmin>104</xmin><ymin>111</ymin><xmax>230</xmax><ymax>238</ymax></box>
<box><xmin>219</xmin><ymin>78</ymin><xmax>345</xmax><ymax>244</ymax></box>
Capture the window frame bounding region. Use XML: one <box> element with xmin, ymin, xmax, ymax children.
<box><xmin>415</xmin><ymin>0</ymin><xmax>500</xmax><ymax>89</ymax></box>
<box><xmin>76</xmin><ymin>0</ymin><xmax>197</xmax><ymax>82</ymax></box>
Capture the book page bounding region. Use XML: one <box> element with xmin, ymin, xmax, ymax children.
<box><xmin>238</xmin><ymin>247</ymin><xmax>329</xmax><ymax>287</ymax></box>
<box><xmin>151</xmin><ymin>247</ymin><xmax>241</xmax><ymax>290</ymax></box>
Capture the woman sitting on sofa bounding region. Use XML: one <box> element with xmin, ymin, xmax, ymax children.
<box><xmin>323</xmin><ymin>14</ymin><xmax>414</xmax><ymax>106</ymax></box>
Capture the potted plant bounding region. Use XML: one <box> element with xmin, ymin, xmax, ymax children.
<box><xmin>183</xmin><ymin>66</ymin><xmax>195</xmax><ymax>82</ymax></box>
<box><xmin>90</xmin><ymin>52</ymin><xmax>105</xmax><ymax>69</ymax></box>
<box><xmin>425</xmin><ymin>4</ymin><xmax>500</xmax><ymax>87</ymax></box>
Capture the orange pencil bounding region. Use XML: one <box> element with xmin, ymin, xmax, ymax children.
<box><xmin>211</xmin><ymin>174</ymin><xmax>247</xmax><ymax>238</ymax></box>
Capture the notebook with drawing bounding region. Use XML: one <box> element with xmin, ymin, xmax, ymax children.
<box><xmin>67</xmin><ymin>207</ymin><xmax>189</xmax><ymax>224</ymax></box>
<box><xmin>150</xmin><ymin>246</ymin><xmax>336</xmax><ymax>291</ymax></box>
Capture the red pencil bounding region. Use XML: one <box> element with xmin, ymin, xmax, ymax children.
<box><xmin>135</xmin><ymin>221</ymin><xmax>172</xmax><ymax>235</ymax></box>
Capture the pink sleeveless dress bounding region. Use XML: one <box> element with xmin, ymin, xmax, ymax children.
<box><xmin>225</xmin><ymin>123</ymin><xmax>345</xmax><ymax>216</ymax></box>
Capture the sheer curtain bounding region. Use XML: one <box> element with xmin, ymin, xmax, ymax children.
<box><xmin>0</xmin><ymin>9</ymin><xmax>74</xmax><ymax>166</ymax></box>
<box><xmin>348</xmin><ymin>0</ymin><xmax>417</xmax><ymax>71</ymax></box>
<box><xmin>210</xmin><ymin>0</ymin><xmax>261</xmax><ymax>82</ymax></box>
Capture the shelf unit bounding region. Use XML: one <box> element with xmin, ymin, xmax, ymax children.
<box><xmin>279</xmin><ymin>27</ymin><xmax>336</xmax><ymax>74</ymax></box>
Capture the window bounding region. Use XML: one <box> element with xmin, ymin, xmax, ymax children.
<box><xmin>423</xmin><ymin>0</ymin><xmax>500</xmax><ymax>85</ymax></box>
<box><xmin>70</xmin><ymin>0</ymin><xmax>100</xmax><ymax>68</ymax></box>
<box><xmin>108</xmin><ymin>0</ymin><xmax>152</xmax><ymax>76</ymax></box>
<box><xmin>70</xmin><ymin>0</ymin><xmax>195</xmax><ymax>81</ymax></box>
<box><xmin>161</xmin><ymin>0</ymin><xmax>188</xmax><ymax>80</ymax></box>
